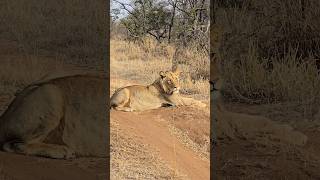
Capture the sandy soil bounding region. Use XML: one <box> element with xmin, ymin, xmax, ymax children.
<box><xmin>216</xmin><ymin>103</ymin><xmax>320</xmax><ymax>179</ymax></box>
<box><xmin>111</xmin><ymin>107</ymin><xmax>210</xmax><ymax>180</ymax></box>
<box><xmin>0</xmin><ymin>152</ymin><xmax>107</xmax><ymax>180</ymax></box>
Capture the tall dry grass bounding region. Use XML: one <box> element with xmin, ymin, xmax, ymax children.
<box><xmin>110</xmin><ymin>37</ymin><xmax>210</xmax><ymax>101</ymax></box>
<box><xmin>213</xmin><ymin>0</ymin><xmax>320</xmax><ymax>117</ymax></box>
<box><xmin>0</xmin><ymin>0</ymin><xmax>107</xmax><ymax>66</ymax></box>
<box><xmin>0</xmin><ymin>0</ymin><xmax>107</xmax><ymax>113</ymax></box>
<box><xmin>0</xmin><ymin>0</ymin><xmax>107</xmax><ymax>94</ymax></box>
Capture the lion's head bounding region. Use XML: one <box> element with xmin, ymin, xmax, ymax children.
<box><xmin>158</xmin><ymin>68</ymin><xmax>181</xmax><ymax>95</ymax></box>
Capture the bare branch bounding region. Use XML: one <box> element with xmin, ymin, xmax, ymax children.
<box><xmin>113</xmin><ymin>0</ymin><xmax>139</xmax><ymax>19</ymax></box>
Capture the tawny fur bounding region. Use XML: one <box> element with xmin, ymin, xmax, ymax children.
<box><xmin>0</xmin><ymin>74</ymin><xmax>108</xmax><ymax>159</ymax></box>
<box><xmin>110</xmin><ymin>69</ymin><xmax>206</xmax><ymax>112</ymax></box>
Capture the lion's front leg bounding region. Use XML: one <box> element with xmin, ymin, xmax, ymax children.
<box><xmin>3</xmin><ymin>141</ymin><xmax>76</xmax><ymax>159</ymax></box>
<box><xmin>168</xmin><ymin>95</ymin><xmax>206</xmax><ymax>108</ymax></box>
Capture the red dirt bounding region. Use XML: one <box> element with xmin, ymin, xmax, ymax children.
<box><xmin>0</xmin><ymin>152</ymin><xmax>107</xmax><ymax>180</ymax></box>
<box><xmin>216</xmin><ymin>103</ymin><xmax>320</xmax><ymax>179</ymax></box>
<box><xmin>111</xmin><ymin>107</ymin><xmax>210</xmax><ymax>180</ymax></box>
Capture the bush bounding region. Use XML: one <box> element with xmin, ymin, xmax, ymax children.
<box><xmin>213</xmin><ymin>0</ymin><xmax>320</xmax><ymax>116</ymax></box>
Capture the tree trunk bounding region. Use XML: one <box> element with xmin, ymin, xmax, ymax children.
<box><xmin>168</xmin><ymin>0</ymin><xmax>177</xmax><ymax>43</ymax></box>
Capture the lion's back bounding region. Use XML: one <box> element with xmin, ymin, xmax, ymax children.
<box><xmin>111</xmin><ymin>84</ymin><xmax>165</xmax><ymax>111</ymax></box>
<box><xmin>0</xmin><ymin>74</ymin><xmax>108</xmax><ymax>157</ymax></box>
<box><xmin>52</xmin><ymin>75</ymin><xmax>107</xmax><ymax>156</ymax></box>
<box><xmin>38</xmin><ymin>75</ymin><xmax>108</xmax><ymax>156</ymax></box>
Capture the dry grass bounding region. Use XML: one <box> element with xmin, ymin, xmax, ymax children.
<box><xmin>0</xmin><ymin>0</ymin><xmax>106</xmax><ymax>112</ymax></box>
<box><xmin>0</xmin><ymin>42</ymin><xmax>97</xmax><ymax>114</ymax></box>
<box><xmin>222</xmin><ymin>46</ymin><xmax>320</xmax><ymax>116</ymax></box>
<box><xmin>0</xmin><ymin>0</ymin><xmax>106</xmax><ymax>65</ymax></box>
<box><xmin>168</xmin><ymin>123</ymin><xmax>209</xmax><ymax>160</ymax></box>
<box><xmin>0</xmin><ymin>0</ymin><xmax>106</xmax><ymax>102</ymax></box>
<box><xmin>110</xmin><ymin>38</ymin><xmax>210</xmax><ymax>102</ymax></box>
<box><xmin>0</xmin><ymin>44</ymin><xmax>69</xmax><ymax>114</ymax></box>
<box><xmin>110</xmin><ymin>37</ymin><xmax>209</xmax><ymax>179</ymax></box>
<box><xmin>213</xmin><ymin>0</ymin><xmax>320</xmax><ymax>117</ymax></box>
<box><xmin>110</xmin><ymin>120</ymin><xmax>188</xmax><ymax>180</ymax></box>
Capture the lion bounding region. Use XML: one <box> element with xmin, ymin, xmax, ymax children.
<box><xmin>110</xmin><ymin>68</ymin><xmax>206</xmax><ymax>112</ymax></box>
<box><xmin>211</xmin><ymin>61</ymin><xmax>308</xmax><ymax>146</ymax></box>
<box><xmin>0</xmin><ymin>74</ymin><xmax>108</xmax><ymax>159</ymax></box>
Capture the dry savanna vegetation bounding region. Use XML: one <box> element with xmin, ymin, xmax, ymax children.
<box><xmin>0</xmin><ymin>0</ymin><xmax>107</xmax><ymax>109</ymax></box>
<box><xmin>111</xmin><ymin>0</ymin><xmax>210</xmax><ymax>178</ymax></box>
<box><xmin>0</xmin><ymin>0</ymin><xmax>106</xmax><ymax>93</ymax></box>
<box><xmin>110</xmin><ymin>37</ymin><xmax>210</xmax><ymax>101</ymax></box>
<box><xmin>0</xmin><ymin>0</ymin><xmax>107</xmax><ymax>119</ymax></box>
<box><xmin>0</xmin><ymin>0</ymin><xmax>106</xmax><ymax>66</ymax></box>
<box><xmin>212</xmin><ymin>0</ymin><xmax>320</xmax><ymax>179</ymax></box>
<box><xmin>0</xmin><ymin>0</ymin><xmax>107</xmax><ymax>179</ymax></box>
<box><xmin>213</xmin><ymin>0</ymin><xmax>320</xmax><ymax>118</ymax></box>
<box><xmin>110</xmin><ymin>36</ymin><xmax>210</xmax><ymax>180</ymax></box>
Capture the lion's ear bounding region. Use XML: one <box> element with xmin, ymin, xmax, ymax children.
<box><xmin>159</xmin><ymin>71</ymin><xmax>166</xmax><ymax>78</ymax></box>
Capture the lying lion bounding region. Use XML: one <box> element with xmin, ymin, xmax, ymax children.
<box><xmin>110</xmin><ymin>68</ymin><xmax>206</xmax><ymax>112</ymax></box>
<box><xmin>0</xmin><ymin>74</ymin><xmax>107</xmax><ymax>159</ymax></box>
<box><xmin>211</xmin><ymin>61</ymin><xmax>307</xmax><ymax>146</ymax></box>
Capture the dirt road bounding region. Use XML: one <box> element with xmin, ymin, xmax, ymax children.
<box><xmin>216</xmin><ymin>103</ymin><xmax>320</xmax><ymax>179</ymax></box>
<box><xmin>111</xmin><ymin>108</ymin><xmax>210</xmax><ymax>180</ymax></box>
<box><xmin>0</xmin><ymin>151</ymin><xmax>107</xmax><ymax>180</ymax></box>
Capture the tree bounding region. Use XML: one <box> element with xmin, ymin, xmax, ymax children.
<box><xmin>114</xmin><ymin>0</ymin><xmax>171</xmax><ymax>42</ymax></box>
<box><xmin>113</xmin><ymin>0</ymin><xmax>209</xmax><ymax>51</ymax></box>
